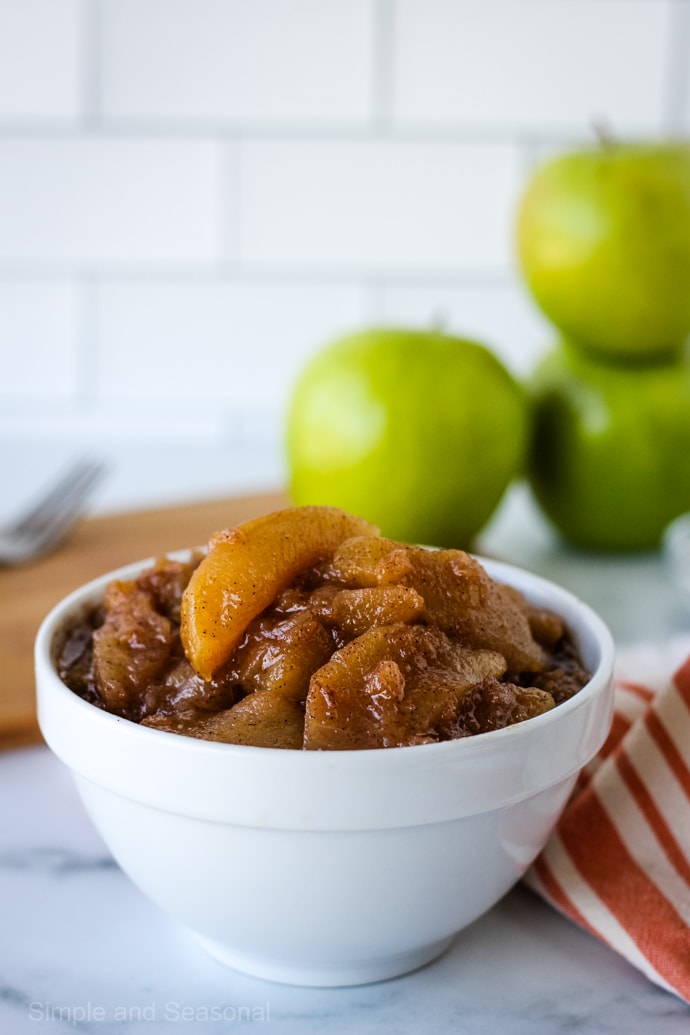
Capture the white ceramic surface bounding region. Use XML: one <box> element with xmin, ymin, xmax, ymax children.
<box><xmin>35</xmin><ymin>554</ymin><xmax>615</xmax><ymax>987</ymax></box>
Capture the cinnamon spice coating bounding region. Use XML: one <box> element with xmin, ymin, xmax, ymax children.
<box><xmin>58</xmin><ymin>508</ymin><xmax>590</xmax><ymax>750</ymax></box>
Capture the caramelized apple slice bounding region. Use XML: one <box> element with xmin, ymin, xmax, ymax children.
<box><xmin>229</xmin><ymin>610</ymin><xmax>333</xmax><ymax>700</ymax></box>
<box><xmin>404</xmin><ymin>547</ymin><xmax>547</xmax><ymax>673</ymax></box>
<box><xmin>304</xmin><ymin>623</ymin><xmax>506</xmax><ymax>750</ymax></box>
<box><xmin>451</xmin><ymin>679</ymin><xmax>555</xmax><ymax>737</ymax></box>
<box><xmin>145</xmin><ymin>692</ymin><xmax>305</xmax><ymax>748</ymax></box>
<box><xmin>181</xmin><ymin>506</ymin><xmax>378</xmax><ymax>680</ymax></box>
<box><xmin>93</xmin><ymin>579</ymin><xmax>175</xmax><ymax>718</ymax></box>
<box><xmin>324</xmin><ymin>535</ymin><xmax>414</xmax><ymax>587</ymax></box>
<box><xmin>320</xmin><ymin>536</ymin><xmax>547</xmax><ymax>672</ymax></box>
<box><xmin>309</xmin><ymin>585</ymin><xmax>424</xmax><ymax>640</ymax></box>
<box><xmin>136</xmin><ymin>553</ymin><xmax>202</xmax><ymax>624</ymax></box>
<box><xmin>201</xmin><ymin>693</ymin><xmax>305</xmax><ymax>749</ymax></box>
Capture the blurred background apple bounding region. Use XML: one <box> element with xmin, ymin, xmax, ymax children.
<box><xmin>517</xmin><ymin>142</ymin><xmax>690</xmax><ymax>363</ymax></box>
<box><xmin>286</xmin><ymin>328</ymin><xmax>527</xmax><ymax>547</ymax></box>
<box><xmin>528</xmin><ymin>341</ymin><xmax>690</xmax><ymax>551</ymax></box>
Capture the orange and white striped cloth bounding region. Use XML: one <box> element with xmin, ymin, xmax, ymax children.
<box><xmin>526</xmin><ymin>635</ymin><xmax>690</xmax><ymax>1003</ymax></box>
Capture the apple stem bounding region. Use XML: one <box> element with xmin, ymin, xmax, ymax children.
<box><xmin>591</xmin><ymin>119</ymin><xmax>615</xmax><ymax>148</ymax></box>
<box><xmin>430</xmin><ymin>310</ymin><xmax>448</xmax><ymax>336</ymax></box>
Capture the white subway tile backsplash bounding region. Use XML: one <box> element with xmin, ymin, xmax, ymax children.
<box><xmin>392</xmin><ymin>0</ymin><xmax>672</xmax><ymax>132</ymax></box>
<box><xmin>0</xmin><ymin>0</ymin><xmax>84</xmax><ymax>122</ymax></box>
<box><xmin>95</xmin><ymin>279</ymin><xmax>367</xmax><ymax>407</ymax></box>
<box><xmin>0</xmin><ymin>138</ymin><xmax>224</xmax><ymax>266</ymax></box>
<box><xmin>376</xmin><ymin>278</ymin><xmax>553</xmax><ymax>377</ymax></box>
<box><xmin>100</xmin><ymin>0</ymin><xmax>374</xmax><ymax>124</ymax></box>
<box><xmin>240</xmin><ymin>139</ymin><xmax>521</xmax><ymax>270</ymax></box>
<box><xmin>0</xmin><ymin>280</ymin><xmax>79</xmax><ymax>396</ymax></box>
<box><xmin>0</xmin><ymin>0</ymin><xmax>687</xmax><ymax>465</ymax></box>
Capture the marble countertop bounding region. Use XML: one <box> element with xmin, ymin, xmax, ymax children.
<box><xmin>2</xmin><ymin>439</ymin><xmax>690</xmax><ymax>1033</ymax></box>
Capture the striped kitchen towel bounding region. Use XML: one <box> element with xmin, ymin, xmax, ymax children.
<box><xmin>526</xmin><ymin>635</ymin><xmax>690</xmax><ymax>1003</ymax></box>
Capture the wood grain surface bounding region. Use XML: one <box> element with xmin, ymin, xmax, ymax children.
<box><xmin>0</xmin><ymin>490</ymin><xmax>287</xmax><ymax>750</ymax></box>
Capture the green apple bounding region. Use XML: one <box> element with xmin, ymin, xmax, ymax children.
<box><xmin>516</xmin><ymin>142</ymin><xmax>690</xmax><ymax>361</ymax></box>
<box><xmin>529</xmin><ymin>341</ymin><xmax>690</xmax><ymax>551</ymax></box>
<box><xmin>286</xmin><ymin>328</ymin><xmax>527</xmax><ymax>548</ymax></box>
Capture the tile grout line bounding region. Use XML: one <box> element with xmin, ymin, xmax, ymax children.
<box><xmin>0</xmin><ymin>120</ymin><xmax>569</xmax><ymax>143</ymax></box>
<box><xmin>0</xmin><ymin>263</ymin><xmax>519</xmax><ymax>286</ymax></box>
<box><xmin>371</xmin><ymin>0</ymin><xmax>396</xmax><ymax>134</ymax></box>
<box><xmin>79</xmin><ymin>0</ymin><xmax>102</xmax><ymax>132</ymax></box>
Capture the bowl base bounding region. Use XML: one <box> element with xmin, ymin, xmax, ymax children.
<box><xmin>194</xmin><ymin>933</ymin><xmax>456</xmax><ymax>987</ymax></box>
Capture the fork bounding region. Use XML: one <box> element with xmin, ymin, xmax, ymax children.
<box><xmin>0</xmin><ymin>458</ymin><xmax>106</xmax><ymax>565</ymax></box>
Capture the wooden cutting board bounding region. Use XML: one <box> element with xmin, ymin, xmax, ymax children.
<box><xmin>0</xmin><ymin>490</ymin><xmax>287</xmax><ymax>750</ymax></box>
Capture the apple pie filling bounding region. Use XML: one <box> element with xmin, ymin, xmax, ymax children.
<box><xmin>58</xmin><ymin>507</ymin><xmax>590</xmax><ymax>750</ymax></box>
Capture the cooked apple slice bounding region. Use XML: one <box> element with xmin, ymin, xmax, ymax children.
<box><xmin>201</xmin><ymin>693</ymin><xmax>306</xmax><ymax>749</ymax></box>
<box><xmin>325</xmin><ymin>535</ymin><xmax>414</xmax><ymax>586</ymax></box>
<box><xmin>404</xmin><ymin>547</ymin><xmax>547</xmax><ymax>673</ymax></box>
<box><xmin>309</xmin><ymin>585</ymin><xmax>424</xmax><ymax>640</ymax></box>
<box><xmin>304</xmin><ymin>623</ymin><xmax>506</xmax><ymax>750</ymax></box>
<box><xmin>181</xmin><ymin>506</ymin><xmax>378</xmax><ymax>680</ymax></box>
<box><xmin>229</xmin><ymin>610</ymin><xmax>333</xmax><ymax>700</ymax></box>
<box><xmin>451</xmin><ymin>679</ymin><xmax>555</xmax><ymax>736</ymax></box>
<box><xmin>321</xmin><ymin>535</ymin><xmax>547</xmax><ymax>672</ymax></box>
<box><xmin>93</xmin><ymin>579</ymin><xmax>175</xmax><ymax>718</ymax></box>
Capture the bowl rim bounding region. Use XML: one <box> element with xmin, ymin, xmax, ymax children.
<box><xmin>35</xmin><ymin>549</ymin><xmax>615</xmax><ymax>829</ymax></box>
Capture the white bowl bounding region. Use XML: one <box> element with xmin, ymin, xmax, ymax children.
<box><xmin>35</xmin><ymin>554</ymin><xmax>614</xmax><ymax>987</ymax></box>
